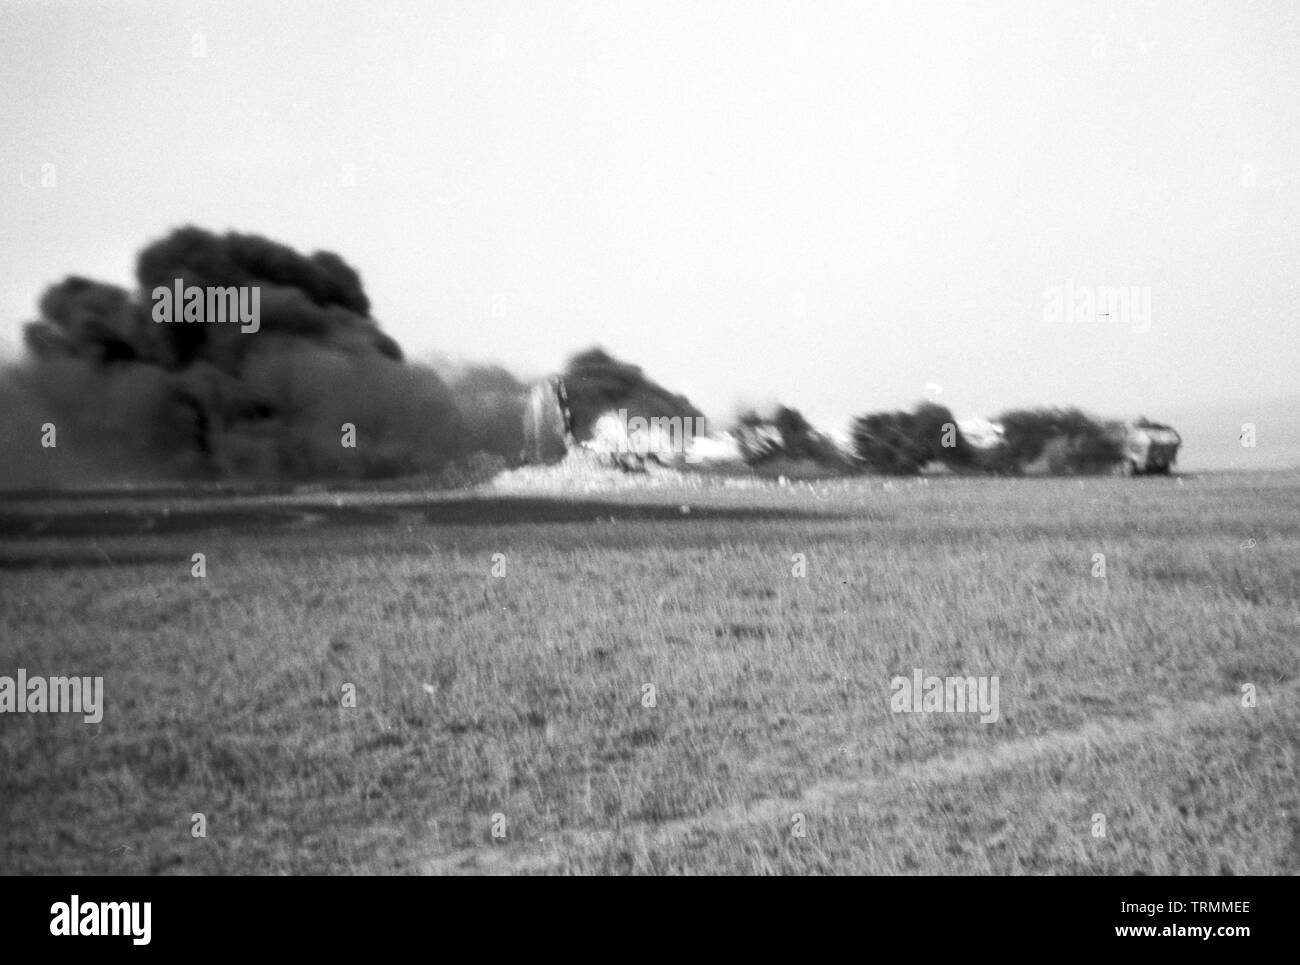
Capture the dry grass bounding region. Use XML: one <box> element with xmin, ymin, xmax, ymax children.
<box><xmin>1</xmin><ymin>471</ymin><xmax>1297</xmax><ymax>874</ymax></box>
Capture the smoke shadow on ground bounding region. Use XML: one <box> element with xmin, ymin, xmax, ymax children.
<box><xmin>0</xmin><ymin>496</ymin><xmax>851</xmax><ymax>541</ymax></box>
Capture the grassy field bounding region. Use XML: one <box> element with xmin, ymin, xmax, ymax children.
<box><xmin>1</xmin><ymin>471</ymin><xmax>1298</xmax><ymax>874</ymax></box>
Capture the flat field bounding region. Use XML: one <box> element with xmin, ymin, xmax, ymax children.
<box><xmin>1</xmin><ymin>471</ymin><xmax>1298</xmax><ymax>874</ymax></box>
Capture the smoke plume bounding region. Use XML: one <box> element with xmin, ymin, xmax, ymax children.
<box><xmin>3</xmin><ymin>226</ymin><xmax>466</xmax><ymax>487</ymax></box>
<box><xmin>850</xmin><ymin>402</ymin><xmax>967</xmax><ymax>474</ymax></box>
<box><xmin>438</xmin><ymin>362</ymin><xmax>529</xmax><ymax>461</ymax></box>
<box><xmin>985</xmin><ymin>407</ymin><xmax>1123</xmax><ymax>474</ymax></box>
<box><xmin>560</xmin><ymin>347</ymin><xmax>704</xmax><ymax>441</ymax></box>
<box><xmin>733</xmin><ymin>405</ymin><xmax>853</xmax><ymax>470</ymax></box>
<box><xmin>849</xmin><ymin>402</ymin><xmax>1123</xmax><ymax>475</ymax></box>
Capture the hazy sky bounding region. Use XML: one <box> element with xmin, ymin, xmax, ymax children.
<box><xmin>2</xmin><ymin>0</ymin><xmax>1297</xmax><ymax>431</ymax></box>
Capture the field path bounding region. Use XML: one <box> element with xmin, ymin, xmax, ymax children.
<box><xmin>402</xmin><ymin>681</ymin><xmax>1296</xmax><ymax>875</ymax></box>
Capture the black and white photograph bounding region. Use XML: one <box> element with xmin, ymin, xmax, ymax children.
<box><xmin>0</xmin><ymin>0</ymin><xmax>1295</xmax><ymax>917</ymax></box>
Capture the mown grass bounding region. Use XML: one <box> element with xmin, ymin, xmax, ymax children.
<box><xmin>1</xmin><ymin>471</ymin><xmax>1298</xmax><ymax>874</ymax></box>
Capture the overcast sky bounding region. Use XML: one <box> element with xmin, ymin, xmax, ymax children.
<box><xmin>2</xmin><ymin>0</ymin><xmax>1297</xmax><ymax>431</ymax></box>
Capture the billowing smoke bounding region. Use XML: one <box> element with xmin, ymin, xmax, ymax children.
<box><xmin>0</xmin><ymin>231</ymin><xmax>1146</xmax><ymax>490</ymax></box>
<box><xmin>985</xmin><ymin>407</ymin><xmax>1123</xmax><ymax>474</ymax></box>
<box><xmin>849</xmin><ymin>402</ymin><xmax>1123</xmax><ymax>475</ymax></box>
<box><xmin>733</xmin><ymin>405</ymin><xmax>853</xmax><ymax>470</ymax></box>
<box><xmin>3</xmin><ymin>226</ymin><xmax>468</xmax><ymax>487</ymax></box>
<box><xmin>560</xmin><ymin>347</ymin><xmax>704</xmax><ymax>441</ymax></box>
<box><xmin>850</xmin><ymin>402</ymin><xmax>967</xmax><ymax>474</ymax></box>
<box><xmin>438</xmin><ymin>362</ymin><xmax>529</xmax><ymax>460</ymax></box>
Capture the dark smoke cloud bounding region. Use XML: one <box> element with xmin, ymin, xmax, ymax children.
<box><xmin>0</xmin><ymin>358</ymin><xmax>195</xmax><ymax>488</ymax></box>
<box><xmin>849</xmin><ymin>402</ymin><xmax>1123</xmax><ymax>475</ymax></box>
<box><xmin>132</xmin><ymin>227</ymin><xmax>400</xmax><ymax>371</ymax></box>
<box><xmin>3</xmin><ymin>226</ymin><xmax>467</xmax><ymax>488</ymax></box>
<box><xmin>436</xmin><ymin>361</ymin><xmax>529</xmax><ymax>461</ymax></box>
<box><xmin>850</xmin><ymin>402</ymin><xmax>965</xmax><ymax>474</ymax></box>
<box><xmin>986</xmin><ymin>407</ymin><xmax>1123</xmax><ymax>474</ymax></box>
<box><xmin>560</xmin><ymin>347</ymin><xmax>703</xmax><ymax>440</ymax></box>
<box><xmin>733</xmin><ymin>405</ymin><xmax>853</xmax><ymax>470</ymax></box>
